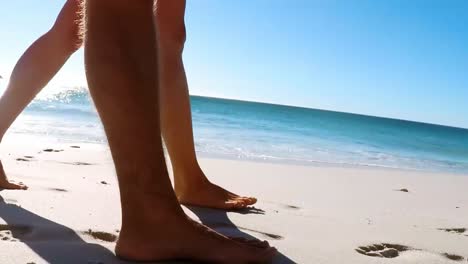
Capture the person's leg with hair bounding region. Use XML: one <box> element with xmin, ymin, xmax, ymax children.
<box><xmin>156</xmin><ymin>0</ymin><xmax>257</xmax><ymax>209</ymax></box>
<box><xmin>0</xmin><ymin>0</ymin><xmax>82</xmax><ymax>189</ymax></box>
<box><xmin>84</xmin><ymin>0</ymin><xmax>276</xmax><ymax>262</ymax></box>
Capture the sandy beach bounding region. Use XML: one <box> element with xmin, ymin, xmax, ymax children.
<box><xmin>1</xmin><ymin>135</ymin><xmax>467</xmax><ymax>264</ymax></box>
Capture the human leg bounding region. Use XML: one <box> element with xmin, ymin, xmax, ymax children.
<box><xmin>83</xmin><ymin>0</ymin><xmax>275</xmax><ymax>262</ymax></box>
<box><xmin>156</xmin><ymin>0</ymin><xmax>257</xmax><ymax>209</ymax></box>
<box><xmin>0</xmin><ymin>0</ymin><xmax>83</xmax><ymax>189</ymax></box>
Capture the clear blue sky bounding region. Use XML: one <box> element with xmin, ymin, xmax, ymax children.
<box><xmin>0</xmin><ymin>1</ymin><xmax>467</xmax><ymax>128</ymax></box>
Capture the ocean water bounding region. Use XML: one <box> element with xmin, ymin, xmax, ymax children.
<box><xmin>3</xmin><ymin>87</ymin><xmax>468</xmax><ymax>174</ymax></box>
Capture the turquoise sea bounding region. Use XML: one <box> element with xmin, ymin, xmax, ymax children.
<box><xmin>4</xmin><ymin>87</ymin><xmax>468</xmax><ymax>174</ymax></box>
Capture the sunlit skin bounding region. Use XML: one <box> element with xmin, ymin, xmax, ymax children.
<box><xmin>84</xmin><ymin>0</ymin><xmax>276</xmax><ymax>262</ymax></box>
<box><xmin>0</xmin><ymin>0</ymin><xmax>256</xmax><ymax>210</ymax></box>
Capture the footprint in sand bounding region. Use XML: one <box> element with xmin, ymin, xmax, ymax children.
<box><xmin>69</xmin><ymin>162</ymin><xmax>93</xmax><ymax>166</ymax></box>
<box><xmin>75</xmin><ymin>162</ymin><xmax>93</xmax><ymax>166</ymax></box>
<box><xmin>283</xmin><ymin>204</ymin><xmax>301</xmax><ymax>210</ymax></box>
<box><xmin>57</xmin><ymin>161</ymin><xmax>94</xmax><ymax>166</ymax></box>
<box><xmin>356</xmin><ymin>243</ymin><xmax>466</xmax><ymax>261</ymax></box>
<box><xmin>356</xmin><ymin>243</ymin><xmax>410</xmax><ymax>258</ymax></box>
<box><xmin>84</xmin><ymin>229</ymin><xmax>118</xmax><ymax>242</ymax></box>
<box><xmin>438</xmin><ymin>228</ymin><xmax>468</xmax><ymax>237</ymax></box>
<box><xmin>0</xmin><ymin>224</ymin><xmax>32</xmax><ymax>242</ymax></box>
<box><xmin>42</xmin><ymin>149</ymin><xmax>64</xmax><ymax>153</ymax></box>
<box><xmin>442</xmin><ymin>253</ymin><xmax>465</xmax><ymax>261</ymax></box>
<box><xmin>48</xmin><ymin>188</ymin><xmax>68</xmax><ymax>193</ymax></box>
<box><xmin>16</xmin><ymin>156</ymin><xmax>34</xmax><ymax>162</ymax></box>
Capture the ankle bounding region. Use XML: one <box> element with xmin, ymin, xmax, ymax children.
<box><xmin>119</xmin><ymin>197</ymin><xmax>186</xmax><ymax>240</ymax></box>
<box><xmin>121</xmin><ymin>209</ymin><xmax>184</xmax><ymax>233</ymax></box>
<box><xmin>173</xmin><ymin>166</ymin><xmax>209</xmax><ymax>193</ymax></box>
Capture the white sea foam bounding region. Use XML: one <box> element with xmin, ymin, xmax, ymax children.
<box><xmin>4</xmin><ymin>90</ymin><xmax>468</xmax><ymax>174</ymax></box>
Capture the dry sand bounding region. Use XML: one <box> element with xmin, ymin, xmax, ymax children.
<box><xmin>1</xmin><ymin>134</ymin><xmax>467</xmax><ymax>263</ymax></box>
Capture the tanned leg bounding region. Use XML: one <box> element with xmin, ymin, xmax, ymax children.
<box><xmin>0</xmin><ymin>0</ymin><xmax>82</xmax><ymax>189</ymax></box>
<box><xmin>156</xmin><ymin>0</ymin><xmax>257</xmax><ymax>210</ymax></box>
<box><xmin>84</xmin><ymin>0</ymin><xmax>276</xmax><ymax>262</ymax></box>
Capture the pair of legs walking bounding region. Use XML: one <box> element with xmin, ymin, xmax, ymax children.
<box><xmin>0</xmin><ymin>0</ymin><xmax>254</xmax><ymax>210</ymax></box>
<box><xmin>1</xmin><ymin>0</ymin><xmax>277</xmax><ymax>262</ymax></box>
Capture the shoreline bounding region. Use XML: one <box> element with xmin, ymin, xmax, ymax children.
<box><xmin>197</xmin><ymin>152</ymin><xmax>468</xmax><ymax>177</ymax></box>
<box><xmin>5</xmin><ymin>132</ymin><xmax>467</xmax><ymax>176</ymax></box>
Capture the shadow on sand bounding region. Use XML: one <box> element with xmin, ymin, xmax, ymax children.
<box><xmin>0</xmin><ymin>195</ymin><xmax>134</xmax><ymax>264</ymax></box>
<box><xmin>0</xmin><ymin>194</ymin><xmax>294</xmax><ymax>264</ymax></box>
<box><xmin>187</xmin><ymin>206</ymin><xmax>297</xmax><ymax>264</ymax></box>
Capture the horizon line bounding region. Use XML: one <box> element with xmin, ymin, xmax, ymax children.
<box><xmin>191</xmin><ymin>94</ymin><xmax>468</xmax><ymax>131</ymax></box>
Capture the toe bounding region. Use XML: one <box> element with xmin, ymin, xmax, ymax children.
<box><xmin>227</xmin><ymin>194</ymin><xmax>257</xmax><ymax>205</ymax></box>
<box><xmin>242</xmin><ymin>197</ymin><xmax>257</xmax><ymax>205</ymax></box>
<box><xmin>225</xmin><ymin>200</ymin><xmax>248</xmax><ymax>210</ymax></box>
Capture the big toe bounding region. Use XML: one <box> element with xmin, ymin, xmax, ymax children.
<box><xmin>233</xmin><ymin>196</ymin><xmax>257</xmax><ymax>207</ymax></box>
<box><xmin>242</xmin><ymin>196</ymin><xmax>257</xmax><ymax>205</ymax></box>
<box><xmin>225</xmin><ymin>199</ymin><xmax>250</xmax><ymax>210</ymax></box>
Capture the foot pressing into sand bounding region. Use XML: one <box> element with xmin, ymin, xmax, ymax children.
<box><xmin>0</xmin><ymin>161</ymin><xmax>27</xmax><ymax>190</ymax></box>
<box><xmin>175</xmin><ymin>168</ymin><xmax>257</xmax><ymax>210</ymax></box>
<box><xmin>115</xmin><ymin>211</ymin><xmax>276</xmax><ymax>263</ymax></box>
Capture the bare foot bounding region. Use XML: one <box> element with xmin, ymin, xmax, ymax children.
<box><xmin>0</xmin><ymin>161</ymin><xmax>28</xmax><ymax>190</ymax></box>
<box><xmin>0</xmin><ymin>180</ymin><xmax>28</xmax><ymax>190</ymax></box>
<box><xmin>176</xmin><ymin>174</ymin><xmax>257</xmax><ymax>210</ymax></box>
<box><xmin>116</xmin><ymin>214</ymin><xmax>276</xmax><ymax>263</ymax></box>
